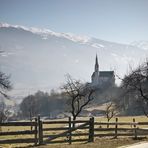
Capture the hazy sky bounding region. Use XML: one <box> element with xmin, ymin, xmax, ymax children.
<box><xmin>0</xmin><ymin>0</ymin><xmax>148</xmax><ymax>44</ymax></box>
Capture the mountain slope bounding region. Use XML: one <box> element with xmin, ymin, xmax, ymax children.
<box><xmin>0</xmin><ymin>23</ymin><xmax>147</xmax><ymax>99</ymax></box>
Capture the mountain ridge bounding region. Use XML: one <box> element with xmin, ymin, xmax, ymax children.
<box><xmin>0</xmin><ymin>22</ymin><xmax>136</xmax><ymax>46</ymax></box>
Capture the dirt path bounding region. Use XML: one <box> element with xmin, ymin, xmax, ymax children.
<box><xmin>119</xmin><ymin>142</ymin><xmax>148</xmax><ymax>148</ymax></box>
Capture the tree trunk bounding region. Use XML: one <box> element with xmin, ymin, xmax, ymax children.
<box><xmin>72</xmin><ymin>116</ymin><xmax>77</xmax><ymax>128</ymax></box>
<box><xmin>107</xmin><ymin>118</ymin><xmax>110</xmax><ymax>128</ymax></box>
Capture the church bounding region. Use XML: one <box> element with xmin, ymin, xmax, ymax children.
<box><xmin>91</xmin><ymin>55</ymin><xmax>115</xmax><ymax>88</ymax></box>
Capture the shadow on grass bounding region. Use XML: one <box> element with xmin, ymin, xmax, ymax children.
<box><xmin>132</xmin><ymin>137</ymin><xmax>147</xmax><ymax>140</ymax></box>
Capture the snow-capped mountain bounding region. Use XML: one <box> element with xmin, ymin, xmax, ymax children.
<box><xmin>0</xmin><ymin>23</ymin><xmax>147</xmax><ymax>99</ymax></box>
<box><xmin>131</xmin><ymin>40</ymin><xmax>148</xmax><ymax>51</ymax></box>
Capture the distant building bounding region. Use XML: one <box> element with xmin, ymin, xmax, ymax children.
<box><xmin>91</xmin><ymin>55</ymin><xmax>115</xmax><ymax>88</ymax></box>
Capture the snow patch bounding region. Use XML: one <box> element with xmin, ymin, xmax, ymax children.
<box><xmin>91</xmin><ymin>43</ymin><xmax>104</xmax><ymax>48</ymax></box>
<box><xmin>0</xmin><ymin>22</ymin><xmax>91</xmax><ymax>44</ymax></box>
<box><xmin>131</xmin><ymin>40</ymin><xmax>148</xmax><ymax>50</ymax></box>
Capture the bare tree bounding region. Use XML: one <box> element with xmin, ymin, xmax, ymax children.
<box><xmin>0</xmin><ymin>102</ymin><xmax>11</xmax><ymax>131</ymax></box>
<box><xmin>105</xmin><ymin>102</ymin><xmax>117</xmax><ymax>128</ymax></box>
<box><xmin>121</xmin><ymin>61</ymin><xmax>148</xmax><ymax>116</ymax></box>
<box><xmin>0</xmin><ymin>71</ymin><xmax>12</xmax><ymax>98</ymax></box>
<box><xmin>61</xmin><ymin>74</ymin><xmax>95</xmax><ymax>123</ymax></box>
<box><xmin>0</xmin><ymin>102</ymin><xmax>11</xmax><ymax>123</ymax></box>
<box><xmin>0</xmin><ymin>71</ymin><xmax>12</xmax><ymax>131</ymax></box>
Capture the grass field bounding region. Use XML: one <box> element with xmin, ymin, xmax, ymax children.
<box><xmin>0</xmin><ymin>116</ymin><xmax>148</xmax><ymax>148</ymax></box>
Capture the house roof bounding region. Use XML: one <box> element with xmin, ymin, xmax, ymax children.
<box><xmin>99</xmin><ymin>71</ymin><xmax>114</xmax><ymax>77</ymax></box>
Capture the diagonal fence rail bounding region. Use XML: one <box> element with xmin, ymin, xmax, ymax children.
<box><xmin>41</xmin><ymin>117</ymin><xmax>92</xmax><ymax>144</ymax></box>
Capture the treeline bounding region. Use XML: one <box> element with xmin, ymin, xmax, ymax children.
<box><xmin>19</xmin><ymin>90</ymin><xmax>69</xmax><ymax>119</ymax></box>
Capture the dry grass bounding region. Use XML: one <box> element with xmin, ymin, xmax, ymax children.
<box><xmin>95</xmin><ymin>115</ymin><xmax>148</xmax><ymax>122</ymax></box>
<box><xmin>31</xmin><ymin>138</ymin><xmax>147</xmax><ymax>148</ymax></box>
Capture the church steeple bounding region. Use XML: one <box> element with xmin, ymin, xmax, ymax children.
<box><xmin>91</xmin><ymin>54</ymin><xmax>99</xmax><ymax>86</ymax></box>
<box><xmin>95</xmin><ymin>54</ymin><xmax>99</xmax><ymax>72</ymax></box>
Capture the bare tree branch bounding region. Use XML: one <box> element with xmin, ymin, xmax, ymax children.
<box><xmin>61</xmin><ymin>74</ymin><xmax>95</xmax><ymax>122</ymax></box>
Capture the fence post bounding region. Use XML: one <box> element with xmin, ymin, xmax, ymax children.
<box><xmin>88</xmin><ymin>117</ymin><xmax>94</xmax><ymax>142</ymax></box>
<box><xmin>115</xmin><ymin>118</ymin><xmax>118</xmax><ymax>138</ymax></box>
<box><xmin>38</xmin><ymin>115</ymin><xmax>43</xmax><ymax>145</ymax></box>
<box><xmin>68</xmin><ymin>117</ymin><xmax>72</xmax><ymax>144</ymax></box>
<box><xmin>133</xmin><ymin>118</ymin><xmax>137</xmax><ymax>139</ymax></box>
<box><xmin>34</xmin><ymin>117</ymin><xmax>38</xmax><ymax>146</ymax></box>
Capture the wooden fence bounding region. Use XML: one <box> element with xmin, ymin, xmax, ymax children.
<box><xmin>0</xmin><ymin>118</ymin><xmax>38</xmax><ymax>145</ymax></box>
<box><xmin>0</xmin><ymin>117</ymin><xmax>148</xmax><ymax>146</ymax></box>
<box><xmin>94</xmin><ymin>118</ymin><xmax>148</xmax><ymax>139</ymax></box>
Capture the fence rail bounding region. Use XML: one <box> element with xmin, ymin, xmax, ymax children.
<box><xmin>0</xmin><ymin>117</ymin><xmax>148</xmax><ymax>146</ymax></box>
<box><xmin>0</xmin><ymin>118</ymin><xmax>38</xmax><ymax>146</ymax></box>
<box><xmin>0</xmin><ymin>130</ymin><xmax>36</xmax><ymax>136</ymax></box>
<box><xmin>0</xmin><ymin>138</ymin><xmax>36</xmax><ymax>144</ymax></box>
<box><xmin>0</xmin><ymin>121</ymin><xmax>37</xmax><ymax>126</ymax></box>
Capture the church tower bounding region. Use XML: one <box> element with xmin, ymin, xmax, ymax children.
<box><xmin>95</xmin><ymin>54</ymin><xmax>99</xmax><ymax>72</ymax></box>
<box><xmin>91</xmin><ymin>54</ymin><xmax>99</xmax><ymax>86</ymax></box>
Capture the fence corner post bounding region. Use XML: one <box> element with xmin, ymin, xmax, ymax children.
<box><xmin>68</xmin><ymin>117</ymin><xmax>72</xmax><ymax>144</ymax></box>
<box><xmin>34</xmin><ymin>117</ymin><xmax>38</xmax><ymax>146</ymax></box>
<box><xmin>133</xmin><ymin>118</ymin><xmax>137</xmax><ymax>139</ymax></box>
<box><xmin>115</xmin><ymin>117</ymin><xmax>118</xmax><ymax>139</ymax></box>
<box><xmin>38</xmin><ymin>115</ymin><xmax>43</xmax><ymax>145</ymax></box>
<box><xmin>88</xmin><ymin>117</ymin><xmax>94</xmax><ymax>142</ymax></box>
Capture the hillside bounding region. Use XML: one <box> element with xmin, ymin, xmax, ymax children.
<box><xmin>0</xmin><ymin>23</ymin><xmax>148</xmax><ymax>100</ymax></box>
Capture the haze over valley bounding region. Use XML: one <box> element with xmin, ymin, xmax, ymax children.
<box><xmin>0</xmin><ymin>23</ymin><xmax>148</xmax><ymax>101</ymax></box>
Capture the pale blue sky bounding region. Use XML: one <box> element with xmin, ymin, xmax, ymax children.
<box><xmin>0</xmin><ymin>0</ymin><xmax>148</xmax><ymax>44</ymax></box>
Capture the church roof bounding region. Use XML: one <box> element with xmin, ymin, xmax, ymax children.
<box><xmin>99</xmin><ymin>71</ymin><xmax>114</xmax><ymax>77</ymax></box>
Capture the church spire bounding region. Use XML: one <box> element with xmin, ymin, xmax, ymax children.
<box><xmin>95</xmin><ymin>54</ymin><xmax>99</xmax><ymax>72</ymax></box>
